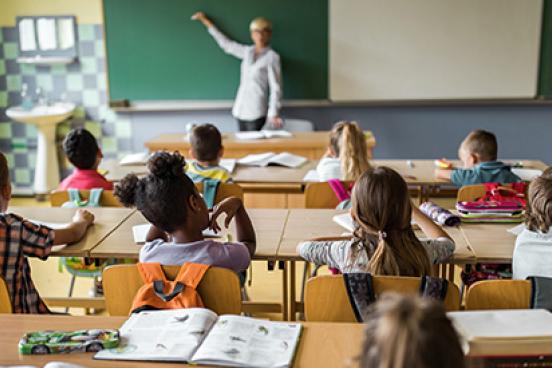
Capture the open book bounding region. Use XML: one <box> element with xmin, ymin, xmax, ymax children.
<box><xmin>448</xmin><ymin>309</ymin><xmax>552</xmax><ymax>357</ymax></box>
<box><xmin>95</xmin><ymin>308</ymin><xmax>302</xmax><ymax>368</ymax></box>
<box><xmin>234</xmin><ymin>130</ymin><xmax>292</xmax><ymax>140</ymax></box>
<box><xmin>132</xmin><ymin>224</ymin><xmax>220</xmax><ymax>244</ymax></box>
<box><xmin>220</xmin><ymin>159</ymin><xmax>237</xmax><ymax>174</ymax></box>
<box><xmin>237</xmin><ymin>152</ymin><xmax>307</xmax><ymax>168</ymax></box>
<box><xmin>119</xmin><ymin>152</ymin><xmax>150</xmax><ymax>166</ymax></box>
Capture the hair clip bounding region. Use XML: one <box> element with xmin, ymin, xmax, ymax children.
<box><xmin>377</xmin><ymin>230</ymin><xmax>387</xmax><ymax>241</ymax></box>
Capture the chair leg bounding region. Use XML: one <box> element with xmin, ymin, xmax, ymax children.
<box><xmin>65</xmin><ymin>275</ymin><xmax>76</xmax><ymax>313</ymax></box>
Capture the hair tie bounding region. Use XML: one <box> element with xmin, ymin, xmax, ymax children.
<box><xmin>377</xmin><ymin>230</ymin><xmax>387</xmax><ymax>242</ymax></box>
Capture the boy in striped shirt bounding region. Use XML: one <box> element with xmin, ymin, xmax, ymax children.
<box><xmin>186</xmin><ymin>124</ymin><xmax>232</xmax><ymax>183</ymax></box>
<box><xmin>0</xmin><ymin>153</ymin><xmax>95</xmax><ymax>313</ymax></box>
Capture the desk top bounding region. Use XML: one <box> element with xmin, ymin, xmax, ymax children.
<box><xmin>90</xmin><ymin>209</ymin><xmax>288</xmax><ymax>260</ymax></box>
<box><xmin>7</xmin><ymin>206</ymin><xmax>134</xmax><ymax>257</ymax></box>
<box><xmin>145</xmin><ymin>131</ymin><xmax>376</xmax><ymax>151</ymax></box>
<box><xmin>0</xmin><ymin>314</ymin><xmax>363</xmax><ymax>367</ymax></box>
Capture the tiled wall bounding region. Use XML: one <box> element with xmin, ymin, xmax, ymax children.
<box><xmin>0</xmin><ymin>23</ymin><xmax>132</xmax><ymax>189</ymax></box>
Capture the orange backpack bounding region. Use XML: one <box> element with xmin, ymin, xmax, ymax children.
<box><xmin>131</xmin><ymin>262</ymin><xmax>209</xmax><ymax>314</ymax></box>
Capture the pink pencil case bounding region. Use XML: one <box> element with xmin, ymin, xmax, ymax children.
<box><xmin>456</xmin><ymin>201</ymin><xmax>523</xmax><ymax>213</ymax></box>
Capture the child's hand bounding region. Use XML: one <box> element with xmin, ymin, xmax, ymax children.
<box><xmin>72</xmin><ymin>209</ymin><xmax>94</xmax><ymax>227</ymax></box>
<box><xmin>209</xmin><ymin>197</ymin><xmax>244</xmax><ymax>232</ymax></box>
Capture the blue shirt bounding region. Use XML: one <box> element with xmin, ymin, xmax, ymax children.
<box><xmin>450</xmin><ymin>161</ymin><xmax>521</xmax><ymax>188</ymax></box>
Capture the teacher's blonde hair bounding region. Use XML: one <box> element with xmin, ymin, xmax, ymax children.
<box><xmin>250</xmin><ymin>17</ymin><xmax>272</xmax><ymax>32</ymax></box>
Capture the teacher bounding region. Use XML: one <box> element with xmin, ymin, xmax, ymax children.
<box><xmin>192</xmin><ymin>12</ymin><xmax>283</xmax><ymax>131</ymax></box>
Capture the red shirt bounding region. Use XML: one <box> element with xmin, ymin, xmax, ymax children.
<box><xmin>59</xmin><ymin>169</ymin><xmax>113</xmax><ymax>190</ymax></box>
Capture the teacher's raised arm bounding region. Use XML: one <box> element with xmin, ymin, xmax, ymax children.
<box><xmin>192</xmin><ymin>12</ymin><xmax>283</xmax><ymax>131</ymax></box>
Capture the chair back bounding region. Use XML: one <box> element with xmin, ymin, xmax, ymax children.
<box><xmin>102</xmin><ymin>264</ymin><xmax>241</xmax><ymax>316</ymax></box>
<box><xmin>0</xmin><ymin>276</ymin><xmax>12</xmax><ymax>314</ymax></box>
<box><xmin>304</xmin><ymin>181</ymin><xmax>354</xmax><ymax>209</ymax></box>
<box><xmin>50</xmin><ymin>190</ymin><xmax>122</xmax><ymax>207</ymax></box>
<box><xmin>465</xmin><ymin>280</ymin><xmax>531</xmax><ymax>310</ymax></box>
<box><xmin>195</xmin><ymin>182</ymin><xmax>244</xmax><ymax>205</ymax></box>
<box><xmin>456</xmin><ymin>183</ymin><xmax>526</xmax><ymax>202</ymax></box>
<box><xmin>304</xmin><ymin>274</ymin><xmax>460</xmax><ymax>322</ymax></box>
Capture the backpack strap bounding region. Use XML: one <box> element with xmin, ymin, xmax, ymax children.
<box><xmin>153</xmin><ymin>280</ymin><xmax>185</xmax><ymax>302</ymax></box>
<box><xmin>343</xmin><ymin>273</ymin><xmax>376</xmax><ymax>322</ymax></box>
<box><xmin>87</xmin><ymin>188</ymin><xmax>103</xmax><ymax>207</ymax></box>
<box><xmin>67</xmin><ymin>188</ymin><xmax>88</xmax><ymax>207</ymax></box>
<box><xmin>419</xmin><ymin>276</ymin><xmax>448</xmax><ymax>301</ymax></box>
<box><xmin>529</xmin><ymin>276</ymin><xmax>552</xmax><ymax>311</ymax></box>
<box><xmin>203</xmin><ymin>180</ymin><xmax>221</xmax><ymax>210</ymax></box>
<box><xmin>174</xmin><ymin>262</ymin><xmax>210</xmax><ymax>290</ymax></box>
<box><xmin>327</xmin><ymin>179</ymin><xmax>350</xmax><ymax>202</ymax></box>
<box><xmin>136</xmin><ymin>263</ymin><xmax>168</xmax><ymax>283</ymax></box>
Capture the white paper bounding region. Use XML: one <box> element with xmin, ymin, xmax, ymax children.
<box><xmin>19</xmin><ymin>19</ymin><xmax>37</xmax><ymax>51</ymax></box>
<box><xmin>302</xmin><ymin>170</ymin><xmax>320</xmax><ymax>182</ymax></box>
<box><xmin>37</xmin><ymin>18</ymin><xmax>57</xmax><ymax>50</ymax></box>
<box><xmin>133</xmin><ymin>224</ymin><xmax>220</xmax><ymax>244</ymax></box>
<box><xmin>220</xmin><ymin>159</ymin><xmax>237</xmax><ymax>174</ymax></box>
<box><xmin>237</xmin><ymin>152</ymin><xmax>307</xmax><ymax>168</ymax></box>
<box><xmin>507</xmin><ymin>223</ymin><xmax>526</xmax><ymax>236</ymax></box>
<box><xmin>262</xmin><ymin>130</ymin><xmax>293</xmax><ymax>139</ymax></box>
<box><xmin>120</xmin><ymin>152</ymin><xmax>150</xmax><ymax>166</ymax></box>
<box><xmin>57</xmin><ymin>18</ymin><xmax>75</xmax><ymax>50</ymax></box>
<box><xmin>511</xmin><ymin>168</ymin><xmax>543</xmax><ymax>181</ymax></box>
<box><xmin>238</xmin><ymin>152</ymin><xmax>276</xmax><ymax>167</ymax></box>
<box><xmin>332</xmin><ymin>213</ymin><xmax>354</xmax><ymax>232</ymax></box>
<box><xmin>234</xmin><ymin>130</ymin><xmax>292</xmax><ymax>140</ymax></box>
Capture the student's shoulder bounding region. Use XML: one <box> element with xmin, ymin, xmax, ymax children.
<box><xmin>450</xmin><ymin>167</ymin><xmax>479</xmax><ymax>186</ymax></box>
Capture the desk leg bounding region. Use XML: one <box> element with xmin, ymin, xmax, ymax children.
<box><xmin>289</xmin><ymin>261</ymin><xmax>297</xmax><ymax>321</ymax></box>
<box><xmin>447</xmin><ymin>264</ymin><xmax>455</xmax><ymax>282</ymax></box>
<box><xmin>282</xmin><ymin>261</ymin><xmax>289</xmax><ymax>321</ymax></box>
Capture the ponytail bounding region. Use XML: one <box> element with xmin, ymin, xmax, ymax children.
<box><xmin>367</xmin><ymin>231</ymin><xmax>400</xmax><ymax>276</ymax></box>
<box><xmin>114</xmin><ymin>173</ymin><xmax>140</xmax><ymax>208</ymax></box>
<box><xmin>333</xmin><ymin>121</ymin><xmax>371</xmax><ymax>181</ymax></box>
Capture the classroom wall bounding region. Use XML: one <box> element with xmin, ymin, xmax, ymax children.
<box><xmin>1</xmin><ymin>0</ymin><xmax>551</xmax><ymax>190</ymax></box>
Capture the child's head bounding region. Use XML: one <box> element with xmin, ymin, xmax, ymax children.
<box><xmin>351</xmin><ymin>167</ymin><xmax>431</xmax><ymax>276</ymax></box>
<box><xmin>62</xmin><ymin>128</ymin><xmax>102</xmax><ymax>170</ymax></box>
<box><xmin>360</xmin><ymin>293</ymin><xmax>465</xmax><ymax>368</ymax></box>
<box><xmin>458</xmin><ymin>130</ymin><xmax>497</xmax><ymax>167</ymax></box>
<box><xmin>525</xmin><ymin>168</ymin><xmax>552</xmax><ymax>233</ymax></box>
<box><xmin>329</xmin><ymin>121</ymin><xmax>371</xmax><ymax>181</ymax></box>
<box><xmin>114</xmin><ymin>151</ymin><xmax>209</xmax><ymax>233</ymax></box>
<box><xmin>0</xmin><ymin>152</ymin><xmax>11</xmax><ymax>211</ymax></box>
<box><xmin>189</xmin><ymin>124</ymin><xmax>223</xmax><ymax>164</ymax></box>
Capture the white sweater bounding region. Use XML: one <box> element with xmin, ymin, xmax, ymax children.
<box><xmin>513</xmin><ymin>226</ymin><xmax>552</xmax><ymax>280</ymax></box>
<box><xmin>316</xmin><ymin>157</ymin><xmax>342</xmax><ymax>181</ymax></box>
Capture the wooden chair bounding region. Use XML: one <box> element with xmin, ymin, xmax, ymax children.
<box><xmin>195</xmin><ymin>182</ymin><xmax>244</xmax><ymax>204</ymax></box>
<box><xmin>304</xmin><ymin>274</ymin><xmax>461</xmax><ymax>322</ymax></box>
<box><xmin>304</xmin><ymin>181</ymin><xmax>353</xmax><ymax>209</ymax></box>
<box><xmin>50</xmin><ymin>190</ymin><xmax>122</xmax><ymax>207</ymax></box>
<box><xmin>0</xmin><ymin>276</ymin><xmax>12</xmax><ymax>314</ymax></box>
<box><xmin>102</xmin><ymin>264</ymin><xmax>242</xmax><ymax>316</ymax></box>
<box><xmin>465</xmin><ymin>280</ymin><xmax>531</xmax><ymax>310</ymax></box>
<box><xmin>456</xmin><ymin>183</ymin><xmax>527</xmax><ymax>202</ymax></box>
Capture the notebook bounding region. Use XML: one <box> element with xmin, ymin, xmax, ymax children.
<box><xmin>448</xmin><ymin>309</ymin><xmax>552</xmax><ymax>357</ymax></box>
<box><xmin>511</xmin><ymin>168</ymin><xmax>543</xmax><ymax>181</ymax></box>
<box><xmin>119</xmin><ymin>152</ymin><xmax>150</xmax><ymax>166</ymax></box>
<box><xmin>94</xmin><ymin>308</ymin><xmax>302</xmax><ymax>367</ymax></box>
<box><xmin>238</xmin><ymin>152</ymin><xmax>307</xmax><ymax>168</ymax></box>
<box><xmin>220</xmin><ymin>159</ymin><xmax>237</xmax><ymax>174</ymax></box>
<box><xmin>132</xmin><ymin>224</ymin><xmax>220</xmax><ymax>244</ymax></box>
<box><xmin>234</xmin><ymin>130</ymin><xmax>292</xmax><ymax>140</ymax></box>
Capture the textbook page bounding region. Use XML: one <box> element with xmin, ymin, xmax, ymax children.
<box><xmin>95</xmin><ymin>308</ymin><xmax>218</xmax><ymax>362</ymax></box>
<box><xmin>238</xmin><ymin>153</ymin><xmax>276</xmax><ymax>167</ymax></box>
<box><xmin>220</xmin><ymin>159</ymin><xmax>237</xmax><ymax>173</ymax></box>
<box><xmin>120</xmin><ymin>152</ymin><xmax>150</xmax><ymax>166</ymax></box>
<box><xmin>267</xmin><ymin>153</ymin><xmax>307</xmax><ymax>168</ymax></box>
<box><xmin>191</xmin><ymin>315</ymin><xmax>302</xmax><ymax>368</ymax></box>
<box><xmin>133</xmin><ymin>224</ymin><xmax>220</xmax><ymax>244</ymax></box>
<box><xmin>234</xmin><ymin>130</ymin><xmax>292</xmax><ymax>140</ymax></box>
<box><xmin>333</xmin><ymin>213</ymin><xmax>354</xmax><ymax>233</ymax></box>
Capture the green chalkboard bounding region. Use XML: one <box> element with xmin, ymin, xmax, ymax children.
<box><xmin>103</xmin><ymin>0</ymin><xmax>328</xmax><ymax>101</ymax></box>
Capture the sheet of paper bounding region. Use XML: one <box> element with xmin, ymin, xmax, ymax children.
<box><xmin>234</xmin><ymin>131</ymin><xmax>266</xmax><ymax>140</ymax></box>
<box><xmin>262</xmin><ymin>130</ymin><xmax>293</xmax><ymax>139</ymax></box>
<box><xmin>120</xmin><ymin>152</ymin><xmax>150</xmax><ymax>166</ymax></box>
<box><xmin>302</xmin><ymin>170</ymin><xmax>320</xmax><ymax>182</ymax></box>
<box><xmin>220</xmin><ymin>159</ymin><xmax>237</xmax><ymax>174</ymax></box>
<box><xmin>267</xmin><ymin>152</ymin><xmax>307</xmax><ymax>168</ymax></box>
<box><xmin>511</xmin><ymin>168</ymin><xmax>543</xmax><ymax>181</ymax></box>
<box><xmin>332</xmin><ymin>213</ymin><xmax>354</xmax><ymax>232</ymax></box>
<box><xmin>18</xmin><ymin>19</ymin><xmax>37</xmax><ymax>51</ymax></box>
<box><xmin>37</xmin><ymin>18</ymin><xmax>57</xmax><ymax>50</ymax></box>
<box><xmin>237</xmin><ymin>152</ymin><xmax>275</xmax><ymax>167</ymax></box>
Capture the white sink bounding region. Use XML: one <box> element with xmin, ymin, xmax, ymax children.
<box><xmin>7</xmin><ymin>102</ymin><xmax>75</xmax><ymax>126</ymax></box>
<box><xmin>7</xmin><ymin>102</ymin><xmax>76</xmax><ymax>195</ymax></box>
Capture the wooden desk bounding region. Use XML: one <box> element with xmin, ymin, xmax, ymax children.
<box><xmin>8</xmin><ymin>206</ymin><xmax>134</xmax><ymax>258</ymax></box>
<box><xmin>459</xmin><ymin>222</ymin><xmax>517</xmax><ymax>264</ymax></box>
<box><xmin>145</xmin><ymin>131</ymin><xmax>376</xmax><ymax>160</ymax></box>
<box><xmin>0</xmin><ymin>314</ymin><xmax>363</xmax><ymax>368</ymax></box>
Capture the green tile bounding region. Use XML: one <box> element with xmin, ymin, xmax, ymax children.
<box><xmin>25</xmin><ymin>124</ymin><xmax>37</xmax><ymax>139</ymax></box>
<box><xmin>100</xmin><ymin>136</ymin><xmax>117</xmax><ymax>152</ymax></box>
<box><xmin>6</xmin><ymin>75</ymin><xmax>22</xmax><ymax>91</ymax></box>
<box><xmin>4</xmin><ymin>153</ymin><xmax>14</xmax><ymax>167</ymax></box>
<box><xmin>11</xmin><ymin>138</ymin><xmax>28</xmax><ymax>152</ymax></box>
<box><xmin>27</xmin><ymin>152</ymin><xmax>36</xmax><ymax>168</ymax></box>
<box><xmin>78</xmin><ymin>24</ymin><xmax>95</xmax><ymax>41</ymax></box>
<box><xmin>20</xmin><ymin>63</ymin><xmax>36</xmax><ymax>75</ymax></box>
<box><xmin>51</xmin><ymin>64</ymin><xmax>67</xmax><ymax>75</ymax></box>
<box><xmin>0</xmin><ymin>123</ymin><xmax>12</xmax><ymax>138</ymax></box>
<box><xmin>0</xmin><ymin>61</ymin><xmax>5</xmax><ymax>76</ymax></box>
<box><xmin>80</xmin><ymin>57</ymin><xmax>97</xmax><ymax>74</ymax></box>
<box><xmin>67</xmin><ymin>74</ymin><xmax>84</xmax><ymax>91</ymax></box>
<box><xmin>0</xmin><ymin>92</ymin><xmax>7</xmax><ymax>108</ymax></box>
<box><xmin>83</xmin><ymin>90</ymin><xmax>100</xmax><ymax>106</ymax></box>
<box><xmin>14</xmin><ymin>168</ymin><xmax>31</xmax><ymax>184</ymax></box>
<box><xmin>84</xmin><ymin>121</ymin><xmax>101</xmax><ymax>137</ymax></box>
<box><xmin>3</xmin><ymin>42</ymin><xmax>18</xmax><ymax>59</ymax></box>
<box><xmin>36</xmin><ymin>74</ymin><xmax>53</xmax><ymax>91</ymax></box>
<box><xmin>114</xmin><ymin>120</ymin><xmax>132</xmax><ymax>138</ymax></box>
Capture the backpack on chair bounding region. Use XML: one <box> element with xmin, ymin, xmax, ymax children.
<box><xmin>131</xmin><ymin>262</ymin><xmax>210</xmax><ymax>314</ymax></box>
<box><xmin>327</xmin><ymin>179</ymin><xmax>353</xmax><ymax>210</ymax></box>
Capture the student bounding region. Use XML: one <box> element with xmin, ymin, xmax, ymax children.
<box><xmin>185</xmin><ymin>124</ymin><xmax>232</xmax><ymax>183</ymax></box>
<box><xmin>360</xmin><ymin>293</ymin><xmax>465</xmax><ymax>368</ymax></box>
<box><xmin>59</xmin><ymin>128</ymin><xmax>113</xmax><ymax>190</ymax></box>
<box><xmin>513</xmin><ymin>168</ymin><xmax>552</xmax><ymax>279</ymax></box>
<box><xmin>298</xmin><ymin>167</ymin><xmax>454</xmax><ymax>275</ymax></box>
<box><xmin>316</xmin><ymin>121</ymin><xmax>371</xmax><ymax>182</ymax></box>
<box><xmin>114</xmin><ymin>151</ymin><xmax>255</xmax><ymax>273</ymax></box>
<box><xmin>0</xmin><ymin>152</ymin><xmax>94</xmax><ymax>313</ymax></box>
<box><xmin>435</xmin><ymin>129</ymin><xmax>520</xmax><ymax>187</ymax></box>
